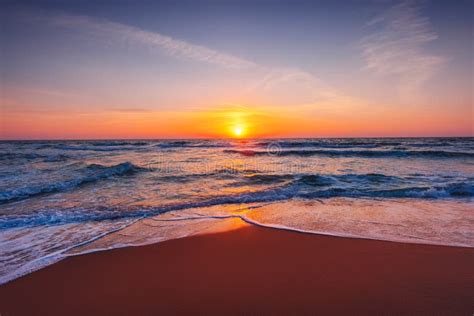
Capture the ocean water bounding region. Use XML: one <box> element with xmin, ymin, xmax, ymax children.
<box><xmin>0</xmin><ymin>138</ymin><xmax>473</xmax><ymax>283</ymax></box>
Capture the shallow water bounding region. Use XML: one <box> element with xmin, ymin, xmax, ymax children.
<box><xmin>0</xmin><ymin>138</ymin><xmax>473</xmax><ymax>283</ymax></box>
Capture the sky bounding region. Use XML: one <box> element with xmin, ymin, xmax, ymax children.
<box><xmin>0</xmin><ymin>0</ymin><xmax>472</xmax><ymax>139</ymax></box>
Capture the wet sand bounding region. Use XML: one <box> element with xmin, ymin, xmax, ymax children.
<box><xmin>1</xmin><ymin>222</ymin><xmax>473</xmax><ymax>315</ymax></box>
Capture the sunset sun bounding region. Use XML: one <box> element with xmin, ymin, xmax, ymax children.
<box><xmin>232</xmin><ymin>125</ymin><xmax>245</xmax><ymax>137</ymax></box>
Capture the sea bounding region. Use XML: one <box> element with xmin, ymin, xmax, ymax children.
<box><xmin>0</xmin><ymin>138</ymin><xmax>473</xmax><ymax>284</ymax></box>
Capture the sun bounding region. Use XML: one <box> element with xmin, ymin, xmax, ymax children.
<box><xmin>232</xmin><ymin>125</ymin><xmax>245</xmax><ymax>138</ymax></box>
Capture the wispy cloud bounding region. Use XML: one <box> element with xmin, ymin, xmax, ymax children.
<box><xmin>30</xmin><ymin>10</ymin><xmax>355</xmax><ymax>108</ymax></box>
<box><xmin>359</xmin><ymin>1</ymin><xmax>446</xmax><ymax>98</ymax></box>
<box><xmin>42</xmin><ymin>12</ymin><xmax>258</xmax><ymax>70</ymax></box>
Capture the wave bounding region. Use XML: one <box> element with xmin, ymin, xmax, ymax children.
<box><xmin>149</xmin><ymin>171</ymin><xmax>403</xmax><ymax>186</ymax></box>
<box><xmin>240</xmin><ymin>174</ymin><xmax>295</xmax><ymax>184</ymax></box>
<box><xmin>367</xmin><ymin>183</ymin><xmax>474</xmax><ymax>198</ymax></box>
<box><xmin>1</xmin><ymin>177</ymin><xmax>471</xmax><ymax>229</ymax></box>
<box><xmin>90</xmin><ymin>141</ymin><xmax>149</xmax><ymax>147</ymax></box>
<box><xmin>52</xmin><ymin>144</ymin><xmax>152</xmax><ymax>152</ymax></box>
<box><xmin>253</xmin><ymin>140</ymin><xmax>463</xmax><ymax>149</ymax></box>
<box><xmin>52</xmin><ymin>141</ymin><xmax>230</xmax><ymax>151</ymax></box>
<box><xmin>156</xmin><ymin>170</ymin><xmax>238</xmax><ymax>183</ymax></box>
<box><xmin>245</xmin><ymin>173</ymin><xmax>400</xmax><ymax>185</ymax></box>
<box><xmin>0</xmin><ymin>162</ymin><xmax>144</xmax><ymax>204</ymax></box>
<box><xmin>0</xmin><ymin>152</ymin><xmax>70</xmax><ymax>162</ymax></box>
<box><xmin>0</xmin><ymin>152</ymin><xmax>44</xmax><ymax>160</ymax></box>
<box><xmin>155</xmin><ymin>140</ymin><xmax>231</xmax><ymax>149</ymax></box>
<box><xmin>255</xmin><ymin>141</ymin><xmax>395</xmax><ymax>149</ymax></box>
<box><xmin>224</xmin><ymin>149</ymin><xmax>474</xmax><ymax>158</ymax></box>
<box><xmin>254</xmin><ymin>138</ymin><xmax>473</xmax><ymax>149</ymax></box>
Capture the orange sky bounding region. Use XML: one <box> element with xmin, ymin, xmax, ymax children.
<box><xmin>1</xmin><ymin>104</ymin><xmax>471</xmax><ymax>139</ymax></box>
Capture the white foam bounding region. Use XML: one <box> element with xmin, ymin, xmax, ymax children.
<box><xmin>2</xmin><ymin>198</ymin><xmax>473</xmax><ymax>285</ymax></box>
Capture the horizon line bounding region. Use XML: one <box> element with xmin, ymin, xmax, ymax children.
<box><xmin>1</xmin><ymin>135</ymin><xmax>473</xmax><ymax>141</ymax></box>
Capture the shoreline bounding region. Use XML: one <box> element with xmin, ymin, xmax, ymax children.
<box><xmin>2</xmin><ymin>217</ymin><xmax>473</xmax><ymax>288</ymax></box>
<box><xmin>1</xmin><ymin>221</ymin><xmax>473</xmax><ymax>315</ymax></box>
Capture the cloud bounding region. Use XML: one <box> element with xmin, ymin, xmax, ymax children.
<box><xmin>30</xmin><ymin>10</ymin><xmax>355</xmax><ymax>108</ymax></box>
<box><xmin>42</xmin><ymin>13</ymin><xmax>258</xmax><ymax>70</ymax></box>
<box><xmin>359</xmin><ymin>1</ymin><xmax>446</xmax><ymax>98</ymax></box>
<box><xmin>241</xmin><ymin>66</ymin><xmax>360</xmax><ymax>110</ymax></box>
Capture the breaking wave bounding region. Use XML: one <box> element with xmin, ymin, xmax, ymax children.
<box><xmin>0</xmin><ymin>162</ymin><xmax>144</xmax><ymax>204</ymax></box>
<box><xmin>1</xmin><ymin>175</ymin><xmax>471</xmax><ymax>229</ymax></box>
